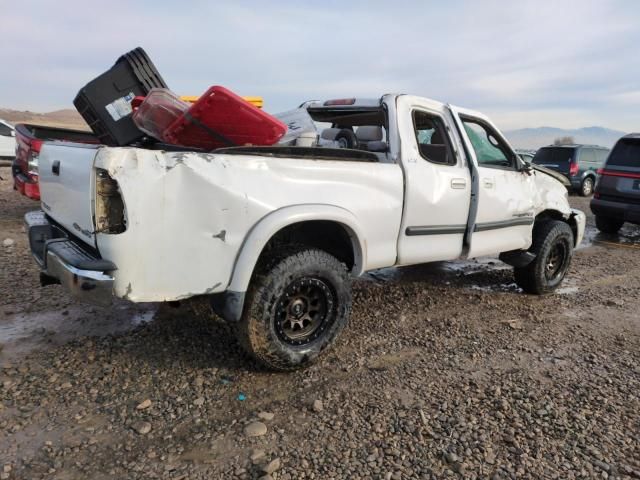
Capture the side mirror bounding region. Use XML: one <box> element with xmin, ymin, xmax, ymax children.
<box><xmin>519</xmin><ymin>159</ymin><xmax>533</xmax><ymax>175</ymax></box>
<box><xmin>10</xmin><ymin>130</ymin><xmax>15</xmax><ymax>137</ymax></box>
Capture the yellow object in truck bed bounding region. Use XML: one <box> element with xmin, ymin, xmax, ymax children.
<box><xmin>180</xmin><ymin>96</ymin><xmax>263</xmax><ymax>109</ymax></box>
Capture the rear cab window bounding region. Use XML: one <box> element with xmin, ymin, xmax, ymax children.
<box><xmin>607</xmin><ymin>138</ymin><xmax>640</xmax><ymax>169</ymax></box>
<box><xmin>306</xmin><ymin>104</ymin><xmax>390</xmax><ymax>161</ymax></box>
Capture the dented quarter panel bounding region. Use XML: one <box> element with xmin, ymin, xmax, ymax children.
<box><xmin>94</xmin><ymin>148</ymin><xmax>404</xmax><ymax>302</ymax></box>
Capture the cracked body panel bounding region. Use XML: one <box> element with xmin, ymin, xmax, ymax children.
<box><xmin>92</xmin><ymin>148</ymin><xmax>404</xmax><ymax>302</ymax></box>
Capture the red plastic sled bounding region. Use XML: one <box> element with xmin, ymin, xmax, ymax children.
<box><xmin>164</xmin><ymin>86</ymin><xmax>286</xmax><ymax>150</ymax></box>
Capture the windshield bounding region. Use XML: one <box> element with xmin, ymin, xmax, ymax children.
<box><xmin>532</xmin><ymin>147</ymin><xmax>575</xmax><ymax>166</ymax></box>
<box><xmin>608</xmin><ymin>138</ymin><xmax>640</xmax><ymax>168</ymax></box>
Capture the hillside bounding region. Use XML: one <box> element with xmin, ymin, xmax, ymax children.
<box><xmin>0</xmin><ymin>108</ymin><xmax>88</xmax><ymax>130</ymax></box>
<box><xmin>504</xmin><ymin>126</ymin><xmax>627</xmax><ymax>150</ymax></box>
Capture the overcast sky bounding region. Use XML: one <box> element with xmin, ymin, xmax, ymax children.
<box><xmin>1</xmin><ymin>0</ymin><xmax>639</xmax><ymax>131</ymax></box>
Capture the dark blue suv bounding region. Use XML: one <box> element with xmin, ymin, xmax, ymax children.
<box><xmin>591</xmin><ymin>134</ymin><xmax>640</xmax><ymax>233</ymax></box>
<box><xmin>532</xmin><ymin>144</ymin><xmax>610</xmax><ymax>196</ymax></box>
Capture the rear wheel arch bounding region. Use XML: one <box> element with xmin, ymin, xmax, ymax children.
<box><xmin>227</xmin><ymin>205</ymin><xmax>366</xmax><ymax>295</ymax></box>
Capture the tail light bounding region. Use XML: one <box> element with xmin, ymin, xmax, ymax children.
<box><xmin>95</xmin><ymin>169</ymin><xmax>126</xmax><ymax>234</ymax></box>
<box><xmin>597</xmin><ymin>168</ymin><xmax>640</xmax><ymax>179</ymax></box>
<box><xmin>27</xmin><ymin>151</ymin><xmax>39</xmax><ymax>176</ymax></box>
<box><xmin>27</xmin><ymin>139</ymin><xmax>43</xmax><ymax>178</ymax></box>
<box><xmin>569</xmin><ymin>162</ymin><xmax>579</xmax><ymax>176</ymax></box>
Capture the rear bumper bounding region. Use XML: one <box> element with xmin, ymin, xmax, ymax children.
<box><xmin>25</xmin><ymin>210</ymin><xmax>115</xmax><ymax>305</ymax></box>
<box><xmin>591</xmin><ymin>198</ymin><xmax>640</xmax><ymax>224</ymax></box>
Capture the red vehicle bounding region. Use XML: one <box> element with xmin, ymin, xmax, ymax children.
<box><xmin>12</xmin><ymin>123</ymin><xmax>97</xmax><ymax>200</ymax></box>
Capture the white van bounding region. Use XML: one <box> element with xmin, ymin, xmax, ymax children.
<box><xmin>0</xmin><ymin>119</ymin><xmax>16</xmax><ymax>159</ymax></box>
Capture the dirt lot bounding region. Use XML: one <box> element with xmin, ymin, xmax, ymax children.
<box><xmin>0</xmin><ymin>166</ymin><xmax>639</xmax><ymax>479</ymax></box>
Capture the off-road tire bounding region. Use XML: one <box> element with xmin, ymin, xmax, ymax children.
<box><xmin>595</xmin><ymin>215</ymin><xmax>624</xmax><ymax>234</ymax></box>
<box><xmin>235</xmin><ymin>248</ymin><xmax>352</xmax><ymax>371</ymax></box>
<box><xmin>514</xmin><ymin>220</ymin><xmax>574</xmax><ymax>294</ymax></box>
<box><xmin>580</xmin><ymin>177</ymin><xmax>594</xmax><ymax>197</ymax></box>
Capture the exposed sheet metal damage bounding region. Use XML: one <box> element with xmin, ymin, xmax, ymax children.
<box><xmin>93</xmin><ymin>147</ymin><xmax>404</xmax><ymax>302</ymax></box>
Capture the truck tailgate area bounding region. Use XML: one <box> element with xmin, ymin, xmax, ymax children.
<box><xmin>38</xmin><ymin>143</ymin><xmax>100</xmax><ymax>246</ymax></box>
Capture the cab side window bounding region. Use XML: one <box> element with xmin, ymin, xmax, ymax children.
<box><xmin>461</xmin><ymin>117</ymin><xmax>516</xmax><ymax>169</ymax></box>
<box><xmin>580</xmin><ymin>148</ymin><xmax>597</xmax><ymax>165</ymax></box>
<box><xmin>596</xmin><ymin>149</ymin><xmax>609</xmax><ymax>166</ymax></box>
<box><xmin>412</xmin><ymin>111</ymin><xmax>455</xmax><ymax>165</ymax></box>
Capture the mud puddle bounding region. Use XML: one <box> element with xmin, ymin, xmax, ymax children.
<box><xmin>580</xmin><ymin>223</ymin><xmax>640</xmax><ymax>249</ymax></box>
<box><xmin>0</xmin><ymin>302</ymin><xmax>156</xmax><ymax>363</ymax></box>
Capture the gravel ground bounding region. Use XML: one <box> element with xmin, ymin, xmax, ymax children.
<box><xmin>0</xmin><ymin>166</ymin><xmax>639</xmax><ymax>479</ymax></box>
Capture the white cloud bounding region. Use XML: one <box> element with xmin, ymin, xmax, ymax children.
<box><xmin>1</xmin><ymin>0</ymin><xmax>639</xmax><ymax>131</ymax></box>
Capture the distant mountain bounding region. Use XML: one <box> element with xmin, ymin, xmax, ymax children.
<box><xmin>504</xmin><ymin>126</ymin><xmax>628</xmax><ymax>150</ymax></box>
<box><xmin>0</xmin><ymin>108</ymin><xmax>88</xmax><ymax>130</ymax></box>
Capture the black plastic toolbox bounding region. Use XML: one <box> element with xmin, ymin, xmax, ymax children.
<box><xmin>73</xmin><ymin>47</ymin><xmax>168</xmax><ymax>146</ymax></box>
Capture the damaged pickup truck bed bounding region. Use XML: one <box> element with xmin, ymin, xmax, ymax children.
<box><xmin>26</xmin><ymin>94</ymin><xmax>585</xmax><ymax>370</ymax></box>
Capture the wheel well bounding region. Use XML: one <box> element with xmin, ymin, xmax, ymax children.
<box><xmin>258</xmin><ymin>221</ymin><xmax>358</xmax><ymax>271</ymax></box>
<box><xmin>535</xmin><ymin>210</ymin><xmax>578</xmax><ymax>245</ymax></box>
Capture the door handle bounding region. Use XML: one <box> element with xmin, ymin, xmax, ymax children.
<box><xmin>52</xmin><ymin>160</ymin><xmax>60</xmax><ymax>176</ymax></box>
<box><xmin>451</xmin><ymin>178</ymin><xmax>467</xmax><ymax>189</ymax></box>
<box><xmin>483</xmin><ymin>178</ymin><xmax>494</xmax><ymax>188</ymax></box>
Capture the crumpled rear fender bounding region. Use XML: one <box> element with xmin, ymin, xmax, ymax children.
<box><xmin>227</xmin><ymin>204</ymin><xmax>367</xmax><ymax>293</ymax></box>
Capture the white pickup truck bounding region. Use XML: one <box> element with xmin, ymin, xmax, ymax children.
<box><xmin>25</xmin><ymin>94</ymin><xmax>585</xmax><ymax>370</ymax></box>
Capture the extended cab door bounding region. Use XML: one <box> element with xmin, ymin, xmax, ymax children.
<box><xmin>450</xmin><ymin>106</ymin><xmax>536</xmax><ymax>257</ymax></box>
<box><xmin>395</xmin><ymin>96</ymin><xmax>471</xmax><ymax>264</ymax></box>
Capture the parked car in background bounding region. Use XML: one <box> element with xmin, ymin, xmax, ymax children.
<box><xmin>591</xmin><ymin>134</ymin><xmax>640</xmax><ymax>233</ymax></box>
<box><xmin>516</xmin><ymin>150</ymin><xmax>535</xmax><ymax>163</ymax></box>
<box><xmin>532</xmin><ymin>144</ymin><xmax>610</xmax><ymax>196</ymax></box>
<box><xmin>0</xmin><ymin>119</ymin><xmax>16</xmax><ymax>159</ymax></box>
<box><xmin>12</xmin><ymin>123</ymin><xmax>97</xmax><ymax>200</ymax></box>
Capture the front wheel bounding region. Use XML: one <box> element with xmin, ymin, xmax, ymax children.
<box><xmin>514</xmin><ymin>220</ymin><xmax>574</xmax><ymax>294</ymax></box>
<box><xmin>235</xmin><ymin>248</ymin><xmax>352</xmax><ymax>371</ymax></box>
<box><xmin>580</xmin><ymin>177</ymin><xmax>594</xmax><ymax>196</ymax></box>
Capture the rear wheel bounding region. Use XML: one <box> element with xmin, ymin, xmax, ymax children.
<box><xmin>235</xmin><ymin>248</ymin><xmax>352</xmax><ymax>371</ymax></box>
<box><xmin>595</xmin><ymin>215</ymin><xmax>624</xmax><ymax>234</ymax></box>
<box><xmin>580</xmin><ymin>177</ymin><xmax>594</xmax><ymax>196</ymax></box>
<box><xmin>514</xmin><ymin>220</ymin><xmax>574</xmax><ymax>294</ymax></box>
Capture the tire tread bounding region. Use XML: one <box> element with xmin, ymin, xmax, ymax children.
<box><xmin>514</xmin><ymin>220</ymin><xmax>574</xmax><ymax>295</ymax></box>
<box><xmin>235</xmin><ymin>247</ymin><xmax>351</xmax><ymax>371</ymax></box>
